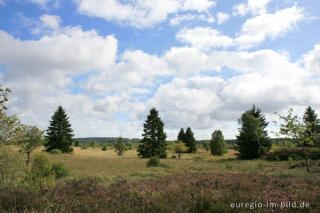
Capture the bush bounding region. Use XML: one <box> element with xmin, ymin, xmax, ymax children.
<box><xmin>27</xmin><ymin>154</ymin><xmax>55</xmax><ymax>189</ymax></box>
<box><xmin>51</xmin><ymin>162</ymin><xmax>69</xmax><ymax>179</ymax></box>
<box><xmin>101</xmin><ymin>146</ymin><xmax>107</xmax><ymax>151</ymax></box>
<box><xmin>147</xmin><ymin>156</ymin><xmax>160</xmax><ymax>167</ymax></box>
<box><xmin>49</xmin><ymin>149</ymin><xmax>62</xmax><ymax>154</ymax></box>
<box><xmin>210</xmin><ymin>130</ymin><xmax>227</xmax><ymax>156</ymax></box>
<box><xmin>264</xmin><ymin>147</ymin><xmax>320</xmax><ymax>161</ymax></box>
<box><xmin>0</xmin><ymin>147</ymin><xmax>25</xmax><ymax>186</ymax></box>
<box><xmin>225</xmin><ymin>163</ymin><xmax>233</xmax><ymax>170</ymax></box>
<box><xmin>171</xmin><ymin>155</ymin><xmax>177</xmax><ymax>159</ymax></box>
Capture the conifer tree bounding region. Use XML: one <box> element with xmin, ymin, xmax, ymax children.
<box><xmin>303</xmin><ymin>106</ymin><xmax>319</xmax><ymax>146</ymax></box>
<box><xmin>177</xmin><ymin>128</ymin><xmax>186</xmax><ymax>142</ymax></box>
<box><xmin>236</xmin><ymin>105</ymin><xmax>271</xmax><ymax>159</ymax></box>
<box><xmin>114</xmin><ymin>136</ymin><xmax>127</xmax><ymax>156</ymax></box>
<box><xmin>210</xmin><ymin>130</ymin><xmax>227</xmax><ymax>156</ymax></box>
<box><xmin>185</xmin><ymin>127</ymin><xmax>197</xmax><ymax>153</ymax></box>
<box><xmin>137</xmin><ymin>108</ymin><xmax>167</xmax><ymax>158</ymax></box>
<box><xmin>45</xmin><ymin>106</ymin><xmax>74</xmax><ymax>153</ymax></box>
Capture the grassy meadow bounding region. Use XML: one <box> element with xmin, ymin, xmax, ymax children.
<box><xmin>2</xmin><ymin>145</ymin><xmax>320</xmax><ymax>212</ymax></box>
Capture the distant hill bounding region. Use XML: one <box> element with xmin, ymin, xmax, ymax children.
<box><xmin>74</xmin><ymin>137</ymin><xmax>141</xmax><ymax>143</ymax></box>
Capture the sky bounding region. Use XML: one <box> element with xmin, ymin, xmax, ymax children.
<box><xmin>0</xmin><ymin>0</ymin><xmax>320</xmax><ymax>140</ymax></box>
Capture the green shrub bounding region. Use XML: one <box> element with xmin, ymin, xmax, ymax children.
<box><xmin>225</xmin><ymin>163</ymin><xmax>233</xmax><ymax>170</ymax></box>
<box><xmin>147</xmin><ymin>156</ymin><xmax>160</xmax><ymax>167</ymax></box>
<box><xmin>27</xmin><ymin>154</ymin><xmax>55</xmax><ymax>189</ymax></box>
<box><xmin>49</xmin><ymin>149</ymin><xmax>62</xmax><ymax>154</ymax></box>
<box><xmin>101</xmin><ymin>146</ymin><xmax>107</xmax><ymax>151</ymax></box>
<box><xmin>210</xmin><ymin>130</ymin><xmax>227</xmax><ymax>156</ymax></box>
<box><xmin>80</xmin><ymin>146</ymin><xmax>87</xmax><ymax>150</ymax></box>
<box><xmin>264</xmin><ymin>147</ymin><xmax>320</xmax><ymax>161</ymax></box>
<box><xmin>51</xmin><ymin>162</ymin><xmax>69</xmax><ymax>178</ymax></box>
<box><xmin>0</xmin><ymin>147</ymin><xmax>24</xmax><ymax>186</ymax></box>
<box><xmin>171</xmin><ymin>155</ymin><xmax>177</xmax><ymax>159</ymax></box>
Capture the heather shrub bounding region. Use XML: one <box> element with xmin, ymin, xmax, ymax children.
<box><xmin>147</xmin><ymin>156</ymin><xmax>160</xmax><ymax>167</ymax></box>
<box><xmin>49</xmin><ymin>149</ymin><xmax>62</xmax><ymax>154</ymax></box>
<box><xmin>225</xmin><ymin>163</ymin><xmax>233</xmax><ymax>170</ymax></box>
<box><xmin>51</xmin><ymin>162</ymin><xmax>69</xmax><ymax>179</ymax></box>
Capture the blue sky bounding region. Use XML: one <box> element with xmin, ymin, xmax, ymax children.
<box><xmin>0</xmin><ymin>0</ymin><xmax>320</xmax><ymax>139</ymax></box>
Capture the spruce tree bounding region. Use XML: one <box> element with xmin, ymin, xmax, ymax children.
<box><xmin>185</xmin><ymin>127</ymin><xmax>197</xmax><ymax>153</ymax></box>
<box><xmin>137</xmin><ymin>108</ymin><xmax>167</xmax><ymax>158</ymax></box>
<box><xmin>236</xmin><ymin>105</ymin><xmax>271</xmax><ymax>159</ymax></box>
<box><xmin>177</xmin><ymin>128</ymin><xmax>186</xmax><ymax>142</ymax></box>
<box><xmin>210</xmin><ymin>130</ymin><xmax>227</xmax><ymax>156</ymax></box>
<box><xmin>303</xmin><ymin>106</ymin><xmax>319</xmax><ymax>146</ymax></box>
<box><xmin>45</xmin><ymin>106</ymin><xmax>74</xmax><ymax>153</ymax></box>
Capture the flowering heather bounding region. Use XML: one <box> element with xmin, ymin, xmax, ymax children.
<box><xmin>0</xmin><ymin>172</ymin><xmax>319</xmax><ymax>212</ymax></box>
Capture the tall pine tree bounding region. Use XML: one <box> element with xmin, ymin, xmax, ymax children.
<box><xmin>236</xmin><ymin>105</ymin><xmax>271</xmax><ymax>159</ymax></box>
<box><xmin>177</xmin><ymin>128</ymin><xmax>186</xmax><ymax>142</ymax></box>
<box><xmin>45</xmin><ymin>106</ymin><xmax>74</xmax><ymax>153</ymax></box>
<box><xmin>303</xmin><ymin>106</ymin><xmax>319</xmax><ymax>146</ymax></box>
<box><xmin>185</xmin><ymin>127</ymin><xmax>197</xmax><ymax>153</ymax></box>
<box><xmin>137</xmin><ymin>108</ymin><xmax>167</xmax><ymax>158</ymax></box>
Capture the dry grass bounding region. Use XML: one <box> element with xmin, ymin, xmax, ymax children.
<box><xmin>8</xmin><ymin>146</ymin><xmax>320</xmax><ymax>183</ymax></box>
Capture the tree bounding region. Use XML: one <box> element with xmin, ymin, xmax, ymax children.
<box><xmin>210</xmin><ymin>130</ymin><xmax>227</xmax><ymax>156</ymax></box>
<box><xmin>45</xmin><ymin>106</ymin><xmax>74</xmax><ymax>153</ymax></box>
<box><xmin>185</xmin><ymin>127</ymin><xmax>197</xmax><ymax>153</ymax></box>
<box><xmin>276</xmin><ymin>108</ymin><xmax>314</xmax><ymax>173</ymax></box>
<box><xmin>0</xmin><ymin>85</ymin><xmax>25</xmax><ymax>147</ymax></box>
<box><xmin>114</xmin><ymin>136</ymin><xmax>127</xmax><ymax>156</ymax></box>
<box><xmin>236</xmin><ymin>105</ymin><xmax>271</xmax><ymax>159</ymax></box>
<box><xmin>20</xmin><ymin>126</ymin><xmax>44</xmax><ymax>165</ymax></box>
<box><xmin>177</xmin><ymin>128</ymin><xmax>186</xmax><ymax>143</ymax></box>
<box><xmin>172</xmin><ymin>141</ymin><xmax>188</xmax><ymax>159</ymax></box>
<box><xmin>303</xmin><ymin>106</ymin><xmax>320</xmax><ymax>146</ymax></box>
<box><xmin>137</xmin><ymin>108</ymin><xmax>167</xmax><ymax>158</ymax></box>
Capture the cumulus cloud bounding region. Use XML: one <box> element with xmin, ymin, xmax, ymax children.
<box><xmin>303</xmin><ymin>45</ymin><xmax>320</xmax><ymax>75</ymax></box>
<box><xmin>235</xmin><ymin>5</ymin><xmax>304</xmax><ymax>49</ymax></box>
<box><xmin>40</xmin><ymin>14</ymin><xmax>61</xmax><ymax>29</ymax></box>
<box><xmin>233</xmin><ymin>0</ymin><xmax>274</xmax><ymax>16</ymax></box>
<box><xmin>176</xmin><ymin>27</ymin><xmax>233</xmax><ymax>50</ymax></box>
<box><xmin>76</xmin><ymin>0</ymin><xmax>216</xmax><ymax>28</ymax></box>
<box><xmin>217</xmin><ymin>12</ymin><xmax>229</xmax><ymax>25</ymax></box>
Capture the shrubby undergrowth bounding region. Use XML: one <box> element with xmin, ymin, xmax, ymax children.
<box><xmin>0</xmin><ymin>173</ymin><xmax>319</xmax><ymax>212</ymax></box>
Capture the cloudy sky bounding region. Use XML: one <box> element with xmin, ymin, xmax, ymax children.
<box><xmin>0</xmin><ymin>0</ymin><xmax>319</xmax><ymax>140</ymax></box>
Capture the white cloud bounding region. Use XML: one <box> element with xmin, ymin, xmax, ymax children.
<box><xmin>235</xmin><ymin>5</ymin><xmax>304</xmax><ymax>49</ymax></box>
<box><xmin>176</xmin><ymin>27</ymin><xmax>233</xmax><ymax>50</ymax></box>
<box><xmin>76</xmin><ymin>0</ymin><xmax>216</xmax><ymax>28</ymax></box>
<box><xmin>217</xmin><ymin>12</ymin><xmax>229</xmax><ymax>25</ymax></box>
<box><xmin>27</xmin><ymin>0</ymin><xmax>50</xmax><ymax>6</ymax></box>
<box><xmin>303</xmin><ymin>45</ymin><xmax>320</xmax><ymax>75</ymax></box>
<box><xmin>233</xmin><ymin>0</ymin><xmax>273</xmax><ymax>16</ymax></box>
<box><xmin>0</xmin><ymin>0</ymin><xmax>5</xmax><ymax>6</ymax></box>
<box><xmin>40</xmin><ymin>14</ymin><xmax>61</xmax><ymax>29</ymax></box>
<box><xmin>169</xmin><ymin>14</ymin><xmax>215</xmax><ymax>26</ymax></box>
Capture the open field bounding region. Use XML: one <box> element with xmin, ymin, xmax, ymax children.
<box><xmin>11</xmin><ymin>146</ymin><xmax>319</xmax><ymax>183</ymax></box>
<box><xmin>2</xmin><ymin>146</ymin><xmax>320</xmax><ymax>212</ymax></box>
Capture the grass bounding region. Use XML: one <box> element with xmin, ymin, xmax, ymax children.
<box><xmin>7</xmin><ymin>146</ymin><xmax>316</xmax><ymax>183</ymax></box>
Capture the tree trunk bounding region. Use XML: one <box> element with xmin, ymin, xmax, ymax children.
<box><xmin>27</xmin><ymin>152</ymin><xmax>30</xmax><ymax>166</ymax></box>
<box><xmin>301</xmin><ymin>146</ymin><xmax>311</xmax><ymax>173</ymax></box>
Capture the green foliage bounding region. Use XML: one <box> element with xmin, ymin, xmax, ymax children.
<box><xmin>203</xmin><ymin>141</ymin><xmax>210</xmax><ymax>151</ymax></box>
<box><xmin>137</xmin><ymin>108</ymin><xmax>167</xmax><ymax>158</ymax></box>
<box><xmin>225</xmin><ymin>163</ymin><xmax>233</xmax><ymax>170</ymax></box>
<box><xmin>0</xmin><ymin>86</ymin><xmax>26</xmax><ymax>146</ymax></box>
<box><xmin>171</xmin><ymin>155</ymin><xmax>177</xmax><ymax>159</ymax></box>
<box><xmin>51</xmin><ymin>162</ymin><xmax>69</xmax><ymax>178</ymax></box>
<box><xmin>114</xmin><ymin>137</ymin><xmax>127</xmax><ymax>156</ymax></box>
<box><xmin>101</xmin><ymin>145</ymin><xmax>107</xmax><ymax>151</ymax></box>
<box><xmin>265</xmin><ymin>147</ymin><xmax>320</xmax><ymax>161</ymax></box>
<box><xmin>236</xmin><ymin>105</ymin><xmax>272</xmax><ymax>159</ymax></box>
<box><xmin>45</xmin><ymin>106</ymin><xmax>74</xmax><ymax>153</ymax></box>
<box><xmin>49</xmin><ymin>149</ymin><xmax>62</xmax><ymax>154</ymax></box>
<box><xmin>27</xmin><ymin>154</ymin><xmax>55</xmax><ymax>189</ymax></box>
<box><xmin>177</xmin><ymin>128</ymin><xmax>186</xmax><ymax>143</ymax></box>
<box><xmin>0</xmin><ymin>147</ymin><xmax>24</xmax><ymax>186</ymax></box>
<box><xmin>172</xmin><ymin>141</ymin><xmax>188</xmax><ymax>159</ymax></box>
<box><xmin>303</xmin><ymin>106</ymin><xmax>320</xmax><ymax>146</ymax></box>
<box><xmin>147</xmin><ymin>156</ymin><xmax>160</xmax><ymax>167</ymax></box>
<box><xmin>210</xmin><ymin>130</ymin><xmax>227</xmax><ymax>156</ymax></box>
<box><xmin>74</xmin><ymin>140</ymin><xmax>80</xmax><ymax>147</ymax></box>
<box><xmin>19</xmin><ymin>126</ymin><xmax>44</xmax><ymax>165</ymax></box>
<box><xmin>272</xmin><ymin>140</ymin><xmax>295</xmax><ymax>150</ymax></box>
<box><xmin>185</xmin><ymin>127</ymin><xmax>197</xmax><ymax>153</ymax></box>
